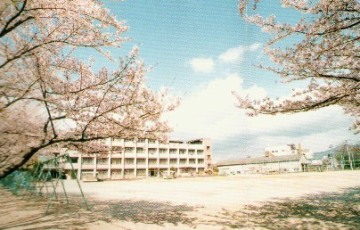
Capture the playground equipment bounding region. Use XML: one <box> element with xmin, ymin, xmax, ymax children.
<box><xmin>26</xmin><ymin>153</ymin><xmax>90</xmax><ymax>214</ymax></box>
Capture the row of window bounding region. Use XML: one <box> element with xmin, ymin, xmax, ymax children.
<box><xmin>112</xmin><ymin>138</ymin><xmax>205</xmax><ymax>145</ymax></box>
<box><xmin>123</xmin><ymin>147</ymin><xmax>204</xmax><ymax>155</ymax></box>
<box><xmin>82</xmin><ymin>168</ymin><xmax>206</xmax><ymax>178</ymax></box>
<box><xmin>78</xmin><ymin>157</ymin><xmax>204</xmax><ymax>165</ymax></box>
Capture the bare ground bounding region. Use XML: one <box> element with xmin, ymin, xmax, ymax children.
<box><xmin>1</xmin><ymin>170</ymin><xmax>360</xmax><ymax>229</ymax></box>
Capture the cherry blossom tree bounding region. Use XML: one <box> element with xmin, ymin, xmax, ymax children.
<box><xmin>0</xmin><ymin>0</ymin><xmax>176</xmax><ymax>178</ymax></box>
<box><xmin>235</xmin><ymin>0</ymin><xmax>359</xmax><ymax>132</ymax></box>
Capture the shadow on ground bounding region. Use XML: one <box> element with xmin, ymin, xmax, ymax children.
<box><xmin>2</xmin><ymin>186</ymin><xmax>360</xmax><ymax>229</ymax></box>
<box><xmin>205</xmin><ymin>187</ymin><xmax>360</xmax><ymax>230</ymax></box>
<box><xmin>93</xmin><ymin>200</ymin><xmax>199</xmax><ymax>227</ymax></box>
<box><xmin>0</xmin><ymin>187</ymin><xmax>200</xmax><ymax>229</ymax></box>
<box><xmin>0</xmin><ymin>188</ymin><xmax>97</xmax><ymax>230</ymax></box>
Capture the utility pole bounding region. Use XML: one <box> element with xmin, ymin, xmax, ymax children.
<box><xmin>340</xmin><ymin>144</ymin><xmax>345</xmax><ymax>170</ymax></box>
<box><xmin>345</xmin><ymin>141</ymin><xmax>353</xmax><ymax>171</ymax></box>
<box><xmin>329</xmin><ymin>144</ymin><xmax>336</xmax><ymax>170</ymax></box>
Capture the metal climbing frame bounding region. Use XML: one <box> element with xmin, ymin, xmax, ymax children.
<box><xmin>28</xmin><ymin>153</ymin><xmax>90</xmax><ymax>214</ymax></box>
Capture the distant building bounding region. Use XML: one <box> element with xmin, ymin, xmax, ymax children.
<box><xmin>217</xmin><ymin>143</ymin><xmax>312</xmax><ymax>175</ymax></box>
<box><xmin>264</xmin><ymin>144</ymin><xmax>297</xmax><ymax>156</ymax></box>
<box><xmin>61</xmin><ymin>138</ymin><xmax>213</xmax><ymax>180</ymax></box>
<box><xmin>265</xmin><ymin>143</ymin><xmax>313</xmax><ymax>159</ymax></box>
<box><xmin>216</xmin><ymin>154</ymin><xmax>308</xmax><ymax>175</ymax></box>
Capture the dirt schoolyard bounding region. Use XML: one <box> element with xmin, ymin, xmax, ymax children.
<box><xmin>1</xmin><ymin>170</ymin><xmax>360</xmax><ymax>229</ymax></box>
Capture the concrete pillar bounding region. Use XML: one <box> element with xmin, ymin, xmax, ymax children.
<box><xmin>195</xmin><ymin>152</ymin><xmax>199</xmax><ymax>174</ymax></box>
<box><xmin>121</xmin><ymin>145</ymin><xmax>125</xmax><ymax>179</ymax></box>
<box><xmin>78</xmin><ymin>153</ymin><xmax>82</xmax><ymax>180</ymax></box>
<box><xmin>145</xmin><ymin>139</ymin><xmax>149</xmax><ymax>178</ymax></box>
<box><xmin>177</xmin><ymin>147</ymin><xmax>180</xmax><ymax>176</ymax></box>
<box><xmin>108</xmin><ymin>152</ymin><xmax>111</xmax><ymax>179</ymax></box>
<box><xmin>93</xmin><ymin>154</ymin><xmax>97</xmax><ymax>177</ymax></box>
<box><xmin>167</xmin><ymin>148</ymin><xmax>170</xmax><ymax>175</ymax></box>
<box><xmin>134</xmin><ymin>145</ymin><xmax>137</xmax><ymax>178</ymax></box>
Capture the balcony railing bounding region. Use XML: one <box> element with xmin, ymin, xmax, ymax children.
<box><xmin>63</xmin><ymin>163</ymin><xmax>79</xmax><ymax>169</ymax></box>
<box><xmin>136</xmin><ymin>153</ymin><xmax>147</xmax><ymax>158</ymax></box>
<box><xmin>124</xmin><ymin>153</ymin><xmax>136</xmax><ymax>158</ymax></box>
<box><xmin>96</xmin><ymin>164</ymin><xmax>109</xmax><ymax>170</ymax></box>
<box><xmin>124</xmin><ymin>164</ymin><xmax>136</xmax><ymax>169</ymax></box>
<box><xmin>81</xmin><ymin>164</ymin><xmax>95</xmax><ymax>170</ymax></box>
<box><xmin>111</xmin><ymin>165</ymin><xmax>122</xmax><ymax>169</ymax></box>
<box><xmin>111</xmin><ymin>153</ymin><xmax>122</xmax><ymax>158</ymax></box>
<box><xmin>148</xmin><ymin>153</ymin><xmax>157</xmax><ymax>158</ymax></box>
<box><xmin>136</xmin><ymin>164</ymin><xmax>147</xmax><ymax>169</ymax></box>
<box><xmin>111</xmin><ymin>139</ymin><xmax>124</xmax><ymax>146</ymax></box>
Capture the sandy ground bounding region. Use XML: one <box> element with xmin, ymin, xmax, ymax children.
<box><xmin>1</xmin><ymin>170</ymin><xmax>360</xmax><ymax>229</ymax></box>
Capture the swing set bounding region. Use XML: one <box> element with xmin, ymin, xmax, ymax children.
<box><xmin>26</xmin><ymin>153</ymin><xmax>91</xmax><ymax>214</ymax></box>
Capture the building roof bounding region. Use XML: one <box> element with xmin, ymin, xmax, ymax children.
<box><xmin>216</xmin><ymin>154</ymin><xmax>305</xmax><ymax>167</ymax></box>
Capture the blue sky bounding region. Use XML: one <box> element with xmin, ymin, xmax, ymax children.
<box><xmin>88</xmin><ymin>0</ymin><xmax>358</xmax><ymax>161</ymax></box>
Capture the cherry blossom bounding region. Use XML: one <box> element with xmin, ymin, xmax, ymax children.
<box><xmin>0</xmin><ymin>0</ymin><xmax>177</xmax><ymax>178</ymax></box>
<box><xmin>235</xmin><ymin>0</ymin><xmax>359</xmax><ymax>133</ymax></box>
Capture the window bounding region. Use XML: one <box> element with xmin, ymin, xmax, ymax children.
<box><xmin>111</xmin><ymin>170</ymin><xmax>121</xmax><ymax>175</ymax></box>
<box><xmin>97</xmin><ymin>158</ymin><xmax>108</xmax><ymax>165</ymax></box>
<box><xmin>148</xmin><ymin>148</ymin><xmax>156</xmax><ymax>154</ymax></box>
<box><xmin>82</xmin><ymin>158</ymin><xmax>93</xmax><ymax>165</ymax></box>
<box><xmin>70</xmin><ymin>157</ymin><xmax>78</xmax><ymax>163</ymax></box>
<box><xmin>125</xmin><ymin>158</ymin><xmax>134</xmax><ymax>164</ymax></box>
<box><xmin>188</xmin><ymin>150</ymin><xmax>195</xmax><ymax>155</ymax></box>
<box><xmin>170</xmin><ymin>149</ymin><xmax>177</xmax><ymax>154</ymax></box>
<box><xmin>125</xmin><ymin>147</ymin><xmax>134</xmax><ymax>153</ymax></box>
<box><xmin>136</xmin><ymin>147</ymin><xmax>144</xmax><ymax>154</ymax></box>
<box><xmin>149</xmin><ymin>139</ymin><xmax>156</xmax><ymax>144</ymax></box>
<box><xmin>159</xmin><ymin>148</ymin><xmax>167</xmax><ymax>154</ymax></box>
<box><xmin>149</xmin><ymin>159</ymin><xmax>157</xmax><ymax>165</ymax></box>
<box><xmin>111</xmin><ymin>159</ymin><xmax>121</xmax><ymax>165</ymax></box>
<box><xmin>197</xmin><ymin>150</ymin><xmax>204</xmax><ymax>155</ymax></box>
<box><xmin>137</xmin><ymin>159</ymin><xmax>146</xmax><ymax>165</ymax></box>
<box><xmin>111</xmin><ymin>146</ymin><xmax>122</xmax><ymax>151</ymax></box>
<box><xmin>179</xmin><ymin>149</ymin><xmax>186</xmax><ymax>154</ymax></box>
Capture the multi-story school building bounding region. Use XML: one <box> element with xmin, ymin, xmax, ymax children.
<box><xmin>63</xmin><ymin>138</ymin><xmax>213</xmax><ymax>180</ymax></box>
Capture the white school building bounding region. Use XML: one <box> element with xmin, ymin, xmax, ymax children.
<box><xmin>217</xmin><ymin>143</ymin><xmax>311</xmax><ymax>175</ymax></box>
<box><xmin>62</xmin><ymin>138</ymin><xmax>213</xmax><ymax>180</ymax></box>
<box><xmin>217</xmin><ymin>154</ymin><xmax>308</xmax><ymax>175</ymax></box>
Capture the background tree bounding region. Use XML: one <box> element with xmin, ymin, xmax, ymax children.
<box><xmin>0</xmin><ymin>0</ymin><xmax>176</xmax><ymax>179</ymax></box>
<box><xmin>235</xmin><ymin>0</ymin><xmax>359</xmax><ymax>132</ymax></box>
<box><xmin>334</xmin><ymin>142</ymin><xmax>360</xmax><ymax>169</ymax></box>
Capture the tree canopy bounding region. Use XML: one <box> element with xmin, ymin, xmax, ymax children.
<box><xmin>0</xmin><ymin>0</ymin><xmax>176</xmax><ymax>178</ymax></box>
<box><xmin>235</xmin><ymin>0</ymin><xmax>359</xmax><ymax>133</ymax></box>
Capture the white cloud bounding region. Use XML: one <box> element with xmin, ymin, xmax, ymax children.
<box><xmin>219</xmin><ymin>47</ymin><xmax>246</xmax><ymax>63</ymax></box>
<box><xmin>249</xmin><ymin>42</ymin><xmax>262</xmax><ymax>51</ymax></box>
<box><xmin>166</xmin><ymin>73</ymin><xmax>267</xmax><ymax>140</ymax></box>
<box><xmin>166</xmin><ymin>74</ymin><xmax>356</xmax><ymax>160</ymax></box>
<box><xmin>218</xmin><ymin>43</ymin><xmax>262</xmax><ymax>63</ymax></box>
<box><xmin>237</xmin><ymin>122</ymin><xmax>357</xmax><ymax>158</ymax></box>
<box><xmin>189</xmin><ymin>58</ymin><xmax>214</xmax><ymax>73</ymax></box>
